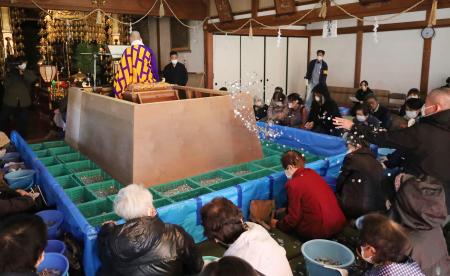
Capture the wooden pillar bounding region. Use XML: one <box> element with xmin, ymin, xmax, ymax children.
<box><xmin>307</xmin><ymin>36</ymin><xmax>311</xmax><ymax>62</ymax></box>
<box><xmin>251</xmin><ymin>0</ymin><xmax>259</xmax><ymax>18</ymax></box>
<box><xmin>204</xmin><ymin>30</ymin><xmax>213</xmax><ymax>89</ymax></box>
<box><xmin>420</xmin><ymin>10</ymin><xmax>432</xmax><ymax>97</ymax></box>
<box><xmin>354</xmin><ymin>20</ymin><xmax>364</xmax><ymax>88</ymax></box>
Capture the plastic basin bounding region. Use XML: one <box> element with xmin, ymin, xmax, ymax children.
<box><xmin>301</xmin><ymin>239</ymin><xmax>355</xmax><ymax>276</ymax></box>
<box><xmin>45</xmin><ymin>240</ymin><xmax>66</xmax><ymax>254</ymax></box>
<box><xmin>4</xmin><ymin>169</ymin><xmax>35</xmax><ymax>190</ymax></box>
<box><xmin>36</xmin><ymin>210</ymin><xmax>64</xmax><ymax>239</ymax></box>
<box><xmin>37</xmin><ymin>253</ymin><xmax>69</xmax><ymax>276</ymax></box>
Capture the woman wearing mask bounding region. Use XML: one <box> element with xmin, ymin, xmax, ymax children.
<box><xmin>271</xmin><ymin>150</ymin><xmax>346</xmax><ymax>239</ymax></box>
<box><xmin>329</xmin><ymin>214</ymin><xmax>425</xmax><ymax>276</ymax></box>
<box><xmin>403</xmin><ymin>98</ymin><xmax>423</xmax><ymax>127</ymax></box>
<box><xmin>351</xmin><ymin>80</ymin><xmax>374</xmax><ymax>115</ymax></box>
<box><xmin>267</xmin><ymin>88</ymin><xmax>289</xmax><ymax>125</ymax></box>
<box><xmin>304</xmin><ymin>83</ymin><xmax>342</xmax><ymax>136</ymax></box>
<box><xmin>352</xmin><ymin>103</ymin><xmax>381</xmax><ymax>128</ymax></box>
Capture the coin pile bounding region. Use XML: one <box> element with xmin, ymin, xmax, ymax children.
<box><xmin>234</xmin><ymin>170</ymin><xmax>251</xmax><ymax>176</ymax></box>
<box><xmin>199</xmin><ymin>177</ymin><xmax>223</xmax><ymax>186</ymax></box>
<box><xmin>80</xmin><ymin>175</ymin><xmax>104</xmax><ymax>185</ymax></box>
<box><xmin>314</xmin><ymin>258</ymin><xmax>341</xmax><ymax>266</ymax></box>
<box><xmin>161</xmin><ymin>184</ymin><xmax>193</xmax><ymax>196</ymax></box>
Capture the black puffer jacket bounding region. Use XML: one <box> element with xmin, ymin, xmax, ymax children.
<box><xmin>336</xmin><ymin>147</ymin><xmax>387</xmax><ymax>218</ymax></box>
<box><xmin>98</xmin><ymin>216</ymin><xmax>203</xmax><ymax>276</ymax></box>
<box><xmin>351</xmin><ymin>109</ymin><xmax>450</xmax><ymax>209</ymax></box>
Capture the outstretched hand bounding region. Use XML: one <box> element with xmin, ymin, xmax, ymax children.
<box><xmin>333</xmin><ymin>117</ymin><xmax>354</xmax><ymax>130</ymax></box>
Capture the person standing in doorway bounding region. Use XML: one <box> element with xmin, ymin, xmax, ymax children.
<box><xmin>0</xmin><ymin>57</ymin><xmax>37</xmax><ymax>138</ymax></box>
<box><xmin>162</xmin><ymin>51</ymin><xmax>188</xmax><ymax>86</ymax></box>
<box><xmin>304</xmin><ymin>50</ymin><xmax>328</xmax><ymax>110</ymax></box>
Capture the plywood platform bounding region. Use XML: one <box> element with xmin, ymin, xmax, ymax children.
<box><xmin>65</xmin><ymin>86</ymin><xmax>263</xmax><ymax>187</ymax></box>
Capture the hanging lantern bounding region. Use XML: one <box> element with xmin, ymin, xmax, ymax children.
<box><xmin>39</xmin><ymin>65</ymin><xmax>57</xmax><ymax>83</ymax></box>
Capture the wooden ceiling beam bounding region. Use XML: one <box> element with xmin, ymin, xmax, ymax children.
<box><xmin>206</xmin><ymin>0</ymin><xmax>450</xmax><ymax>32</ymax></box>
<box><xmin>0</xmin><ymin>0</ymin><xmax>208</xmax><ymax>20</ymax></box>
<box><xmin>215</xmin><ymin>0</ymin><xmax>233</xmax><ymax>22</ymax></box>
<box><xmin>217</xmin><ymin>17</ymin><xmax>450</xmax><ymax>37</ymax></box>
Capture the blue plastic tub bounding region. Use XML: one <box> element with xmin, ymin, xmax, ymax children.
<box><xmin>301</xmin><ymin>239</ymin><xmax>355</xmax><ymax>276</ymax></box>
<box><xmin>36</xmin><ymin>210</ymin><xmax>64</xmax><ymax>239</ymax></box>
<box><xmin>45</xmin><ymin>240</ymin><xmax>66</xmax><ymax>254</ymax></box>
<box><xmin>37</xmin><ymin>253</ymin><xmax>69</xmax><ymax>276</ymax></box>
<box><xmin>4</xmin><ymin>169</ymin><xmax>35</xmax><ymax>190</ymax></box>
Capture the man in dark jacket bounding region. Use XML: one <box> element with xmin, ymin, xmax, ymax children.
<box><xmin>336</xmin><ymin>136</ymin><xmax>387</xmax><ymax>219</ymax></box>
<box><xmin>334</xmin><ymin>88</ymin><xmax>450</xmax><ymax>210</ymax></box>
<box><xmin>366</xmin><ymin>94</ymin><xmax>391</xmax><ymax>129</ymax></box>
<box><xmin>162</xmin><ymin>51</ymin><xmax>188</xmax><ymax>86</ymax></box>
<box><xmin>98</xmin><ymin>184</ymin><xmax>203</xmax><ymax>276</ymax></box>
<box><xmin>304</xmin><ymin>50</ymin><xmax>328</xmax><ymax>110</ymax></box>
<box><xmin>304</xmin><ymin>83</ymin><xmax>341</xmax><ymax>136</ymax></box>
<box><xmin>0</xmin><ymin>58</ymin><xmax>37</xmax><ymax>137</ymax></box>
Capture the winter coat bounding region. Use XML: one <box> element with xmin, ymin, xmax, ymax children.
<box><xmin>267</xmin><ymin>99</ymin><xmax>289</xmax><ymax>125</ymax></box>
<box><xmin>0</xmin><ymin>186</ymin><xmax>35</xmax><ymax>218</ymax></box>
<box><xmin>162</xmin><ymin>62</ymin><xmax>188</xmax><ymax>86</ymax></box>
<box><xmin>225</xmin><ymin>222</ymin><xmax>292</xmax><ymax>276</ymax></box>
<box><xmin>305</xmin><ymin>59</ymin><xmax>328</xmax><ymax>85</ymax></box>
<box><xmin>98</xmin><ymin>216</ymin><xmax>203</xmax><ymax>276</ymax></box>
<box><xmin>355</xmin><ymin>88</ymin><xmax>374</xmax><ymax>102</ymax></box>
<box><xmin>351</xmin><ymin>109</ymin><xmax>450</xmax><ymax>209</ymax></box>
<box><xmin>390</xmin><ymin>175</ymin><xmax>450</xmax><ymax>276</ymax></box>
<box><xmin>276</xmin><ymin>168</ymin><xmax>346</xmax><ymax>239</ymax></box>
<box><xmin>364</xmin><ymin>258</ymin><xmax>425</xmax><ymax>276</ymax></box>
<box><xmin>371</xmin><ymin>104</ymin><xmax>391</xmax><ymax>129</ymax></box>
<box><xmin>287</xmin><ymin>105</ymin><xmax>307</xmax><ymax>128</ymax></box>
<box><xmin>336</xmin><ymin>147</ymin><xmax>387</xmax><ymax>219</ymax></box>
<box><xmin>3</xmin><ymin>69</ymin><xmax>37</xmax><ymax>108</ymax></box>
<box><xmin>307</xmin><ymin>89</ymin><xmax>342</xmax><ymax>136</ymax></box>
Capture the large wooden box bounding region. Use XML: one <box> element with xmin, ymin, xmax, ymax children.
<box><xmin>65</xmin><ymin>86</ymin><xmax>263</xmax><ymax>187</ymax></box>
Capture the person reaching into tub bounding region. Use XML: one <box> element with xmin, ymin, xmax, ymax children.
<box><xmin>328</xmin><ymin>214</ymin><xmax>425</xmax><ymax>276</ymax></box>
<box><xmin>98</xmin><ymin>184</ymin><xmax>203</xmax><ymax>276</ymax></box>
<box><xmin>271</xmin><ymin>150</ymin><xmax>345</xmax><ymax>239</ymax></box>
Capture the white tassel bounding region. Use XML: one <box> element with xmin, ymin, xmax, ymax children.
<box><xmin>373</xmin><ymin>17</ymin><xmax>379</xmax><ymax>44</ymax></box>
<box><xmin>159</xmin><ymin>0</ymin><xmax>165</xmax><ymax>17</ymax></box>
<box><xmin>249</xmin><ymin>22</ymin><xmax>253</xmax><ymax>38</ymax></box>
<box><xmin>129</xmin><ymin>22</ymin><xmax>132</xmax><ymax>34</ymax></box>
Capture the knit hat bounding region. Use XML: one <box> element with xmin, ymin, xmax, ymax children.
<box><xmin>0</xmin><ymin>132</ymin><xmax>10</xmax><ymax>148</ymax></box>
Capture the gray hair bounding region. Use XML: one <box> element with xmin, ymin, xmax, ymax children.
<box><xmin>130</xmin><ymin>31</ymin><xmax>142</xmax><ymax>43</ymax></box>
<box><xmin>113</xmin><ymin>184</ymin><xmax>154</xmax><ymax>220</ymax></box>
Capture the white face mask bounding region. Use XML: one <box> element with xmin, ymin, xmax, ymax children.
<box><xmin>284</xmin><ymin>170</ymin><xmax>293</xmax><ymax>179</ymax></box>
<box><xmin>288</xmin><ymin>103</ymin><xmax>293</xmax><ymax>109</ymax></box>
<box><xmin>405</xmin><ymin>110</ymin><xmax>418</xmax><ymax>119</ymax></box>
<box><xmin>18</xmin><ymin>63</ymin><xmax>27</xmax><ymax>70</ymax></box>
<box><xmin>360</xmin><ymin>246</ymin><xmax>374</xmax><ymax>264</ymax></box>
<box><xmin>171</xmin><ymin>59</ymin><xmax>178</xmax><ymax>65</ymax></box>
<box><xmin>356</xmin><ymin>115</ymin><xmax>367</xmax><ymax>122</ymax></box>
<box><xmin>314</xmin><ymin>96</ymin><xmax>321</xmax><ymax>103</ymax></box>
<box><xmin>317</xmin><ymin>56</ymin><xmax>323</xmax><ymax>61</ymax></box>
<box><xmin>407</xmin><ymin>95</ymin><xmax>419</xmax><ymax>99</ymax></box>
<box><xmin>361</xmin><ymin>86</ymin><xmax>367</xmax><ymax>91</ymax></box>
<box><xmin>275</xmin><ymin>101</ymin><xmax>283</xmax><ymax>107</ymax></box>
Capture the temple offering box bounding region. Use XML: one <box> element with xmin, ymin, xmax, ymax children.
<box><xmin>65</xmin><ymin>85</ymin><xmax>263</xmax><ymax>187</ymax></box>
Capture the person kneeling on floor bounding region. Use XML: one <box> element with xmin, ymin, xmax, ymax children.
<box><xmin>272</xmin><ymin>150</ymin><xmax>346</xmax><ymax>239</ymax></box>
<box><xmin>201</xmin><ymin>197</ymin><xmax>292</xmax><ymax>276</ymax></box>
<box><xmin>98</xmin><ymin>184</ymin><xmax>203</xmax><ymax>276</ymax></box>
